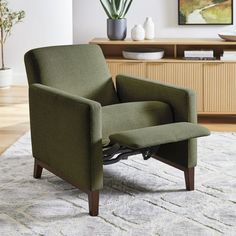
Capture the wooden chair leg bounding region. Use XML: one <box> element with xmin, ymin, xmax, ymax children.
<box><xmin>184</xmin><ymin>167</ymin><xmax>194</xmax><ymax>191</ymax></box>
<box><xmin>33</xmin><ymin>159</ymin><xmax>43</xmax><ymax>179</ymax></box>
<box><xmin>88</xmin><ymin>191</ymin><xmax>99</xmax><ymax>216</ymax></box>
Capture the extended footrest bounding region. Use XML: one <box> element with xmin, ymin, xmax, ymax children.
<box><xmin>109</xmin><ymin>122</ymin><xmax>210</xmax><ymax>150</ymax></box>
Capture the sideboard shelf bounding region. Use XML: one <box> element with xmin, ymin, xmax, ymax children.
<box><xmin>106</xmin><ymin>58</ymin><xmax>236</xmax><ymax>63</ymax></box>
<box><xmin>90</xmin><ymin>38</ymin><xmax>236</xmax><ymax>114</ymax></box>
<box><xmin>90</xmin><ymin>38</ymin><xmax>236</xmax><ymax>45</ymax></box>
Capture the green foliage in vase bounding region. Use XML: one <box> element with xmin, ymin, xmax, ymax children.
<box><xmin>0</xmin><ymin>0</ymin><xmax>25</xmax><ymax>70</ymax></box>
<box><xmin>100</xmin><ymin>0</ymin><xmax>133</xmax><ymax>19</ymax></box>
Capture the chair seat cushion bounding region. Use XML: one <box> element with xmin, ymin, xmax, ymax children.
<box><xmin>109</xmin><ymin>122</ymin><xmax>210</xmax><ymax>149</ymax></box>
<box><xmin>102</xmin><ymin>101</ymin><xmax>173</xmax><ymax>146</ymax></box>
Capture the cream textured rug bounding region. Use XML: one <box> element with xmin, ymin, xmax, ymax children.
<box><xmin>0</xmin><ymin>132</ymin><xmax>236</xmax><ymax>236</ymax></box>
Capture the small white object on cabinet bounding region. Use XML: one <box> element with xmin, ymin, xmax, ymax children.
<box><xmin>131</xmin><ymin>25</ymin><xmax>145</xmax><ymax>41</ymax></box>
<box><xmin>143</xmin><ymin>17</ymin><xmax>155</xmax><ymax>40</ymax></box>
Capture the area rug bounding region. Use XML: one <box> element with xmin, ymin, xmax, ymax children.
<box><xmin>0</xmin><ymin>132</ymin><xmax>236</xmax><ymax>236</ymax></box>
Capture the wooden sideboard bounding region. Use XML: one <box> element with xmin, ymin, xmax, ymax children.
<box><xmin>90</xmin><ymin>38</ymin><xmax>236</xmax><ymax>114</ymax></box>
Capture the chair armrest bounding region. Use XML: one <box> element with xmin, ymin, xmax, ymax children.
<box><xmin>29</xmin><ymin>84</ymin><xmax>103</xmax><ymax>191</ymax></box>
<box><xmin>116</xmin><ymin>75</ymin><xmax>197</xmax><ymax>123</ymax></box>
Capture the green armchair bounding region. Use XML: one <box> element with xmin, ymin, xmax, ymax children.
<box><xmin>24</xmin><ymin>45</ymin><xmax>210</xmax><ymax>216</ymax></box>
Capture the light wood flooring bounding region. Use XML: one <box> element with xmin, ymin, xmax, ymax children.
<box><xmin>0</xmin><ymin>86</ymin><xmax>236</xmax><ymax>155</ymax></box>
<box><xmin>0</xmin><ymin>86</ymin><xmax>29</xmax><ymax>154</ymax></box>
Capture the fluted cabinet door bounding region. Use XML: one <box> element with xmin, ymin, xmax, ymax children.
<box><xmin>204</xmin><ymin>63</ymin><xmax>236</xmax><ymax>113</ymax></box>
<box><xmin>147</xmin><ymin>63</ymin><xmax>203</xmax><ymax>112</ymax></box>
<box><xmin>107</xmin><ymin>61</ymin><xmax>146</xmax><ymax>82</ymax></box>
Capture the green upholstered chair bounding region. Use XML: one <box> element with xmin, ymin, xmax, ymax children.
<box><xmin>24</xmin><ymin>44</ymin><xmax>210</xmax><ymax>216</ymax></box>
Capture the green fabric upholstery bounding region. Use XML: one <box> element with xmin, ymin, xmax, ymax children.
<box><xmin>109</xmin><ymin>122</ymin><xmax>210</xmax><ymax>149</ymax></box>
<box><xmin>116</xmin><ymin>75</ymin><xmax>197</xmax><ymax>123</ymax></box>
<box><xmin>24</xmin><ymin>44</ymin><xmax>209</xmax><ymax>196</ymax></box>
<box><xmin>25</xmin><ymin>44</ymin><xmax>118</xmax><ymax>106</ymax></box>
<box><xmin>116</xmin><ymin>75</ymin><xmax>198</xmax><ymax>168</ymax></box>
<box><xmin>102</xmin><ymin>101</ymin><xmax>173</xmax><ymax>146</ymax></box>
<box><xmin>29</xmin><ymin>84</ymin><xmax>103</xmax><ymax>191</ymax></box>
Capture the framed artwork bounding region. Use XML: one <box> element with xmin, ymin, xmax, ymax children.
<box><xmin>178</xmin><ymin>0</ymin><xmax>233</xmax><ymax>25</ymax></box>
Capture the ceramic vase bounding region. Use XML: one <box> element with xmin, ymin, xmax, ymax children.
<box><xmin>107</xmin><ymin>18</ymin><xmax>127</xmax><ymax>40</ymax></box>
<box><xmin>0</xmin><ymin>68</ymin><xmax>12</xmax><ymax>88</ymax></box>
<box><xmin>143</xmin><ymin>17</ymin><xmax>155</xmax><ymax>40</ymax></box>
<box><xmin>131</xmin><ymin>25</ymin><xmax>145</xmax><ymax>41</ymax></box>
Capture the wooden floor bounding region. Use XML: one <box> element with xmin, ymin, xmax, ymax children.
<box><xmin>0</xmin><ymin>86</ymin><xmax>236</xmax><ymax>155</ymax></box>
<box><xmin>0</xmin><ymin>86</ymin><xmax>29</xmax><ymax>154</ymax></box>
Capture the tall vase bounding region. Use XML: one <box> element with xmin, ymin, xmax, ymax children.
<box><xmin>143</xmin><ymin>17</ymin><xmax>155</xmax><ymax>40</ymax></box>
<box><xmin>107</xmin><ymin>18</ymin><xmax>127</xmax><ymax>40</ymax></box>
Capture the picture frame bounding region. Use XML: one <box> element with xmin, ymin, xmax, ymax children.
<box><xmin>178</xmin><ymin>0</ymin><xmax>233</xmax><ymax>25</ymax></box>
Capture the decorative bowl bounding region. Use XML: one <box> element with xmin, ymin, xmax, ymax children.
<box><xmin>122</xmin><ymin>48</ymin><xmax>164</xmax><ymax>60</ymax></box>
<box><xmin>218</xmin><ymin>32</ymin><xmax>236</xmax><ymax>42</ymax></box>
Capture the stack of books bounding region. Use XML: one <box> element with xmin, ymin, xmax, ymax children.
<box><xmin>184</xmin><ymin>50</ymin><xmax>215</xmax><ymax>60</ymax></box>
<box><xmin>221</xmin><ymin>50</ymin><xmax>236</xmax><ymax>61</ymax></box>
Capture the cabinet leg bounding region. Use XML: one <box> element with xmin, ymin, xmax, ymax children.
<box><xmin>88</xmin><ymin>191</ymin><xmax>99</xmax><ymax>216</ymax></box>
<box><xmin>184</xmin><ymin>167</ymin><xmax>194</xmax><ymax>191</ymax></box>
<box><xmin>33</xmin><ymin>159</ymin><xmax>43</xmax><ymax>179</ymax></box>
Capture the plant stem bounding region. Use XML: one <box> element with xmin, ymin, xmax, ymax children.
<box><xmin>1</xmin><ymin>27</ymin><xmax>4</xmax><ymax>70</ymax></box>
<box><xmin>0</xmin><ymin>3</ymin><xmax>4</xmax><ymax>70</ymax></box>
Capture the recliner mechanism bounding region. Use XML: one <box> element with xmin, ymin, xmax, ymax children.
<box><xmin>103</xmin><ymin>144</ymin><xmax>160</xmax><ymax>165</ymax></box>
<box><xmin>142</xmin><ymin>146</ymin><xmax>160</xmax><ymax>160</ymax></box>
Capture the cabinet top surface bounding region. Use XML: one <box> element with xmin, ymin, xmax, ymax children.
<box><xmin>90</xmin><ymin>38</ymin><xmax>236</xmax><ymax>45</ymax></box>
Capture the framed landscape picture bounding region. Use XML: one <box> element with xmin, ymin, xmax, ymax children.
<box><xmin>178</xmin><ymin>0</ymin><xmax>233</xmax><ymax>25</ymax></box>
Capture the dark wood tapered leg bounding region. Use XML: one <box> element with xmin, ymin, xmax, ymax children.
<box><xmin>88</xmin><ymin>191</ymin><xmax>99</xmax><ymax>216</ymax></box>
<box><xmin>33</xmin><ymin>159</ymin><xmax>43</xmax><ymax>179</ymax></box>
<box><xmin>184</xmin><ymin>167</ymin><xmax>194</xmax><ymax>191</ymax></box>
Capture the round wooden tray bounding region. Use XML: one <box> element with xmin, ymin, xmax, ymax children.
<box><xmin>218</xmin><ymin>32</ymin><xmax>236</xmax><ymax>42</ymax></box>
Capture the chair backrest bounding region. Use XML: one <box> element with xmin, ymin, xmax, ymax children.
<box><xmin>24</xmin><ymin>44</ymin><xmax>118</xmax><ymax>106</ymax></box>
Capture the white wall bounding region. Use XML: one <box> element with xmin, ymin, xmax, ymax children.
<box><xmin>73</xmin><ymin>0</ymin><xmax>236</xmax><ymax>43</ymax></box>
<box><xmin>6</xmin><ymin>0</ymin><xmax>73</xmax><ymax>85</ymax></box>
